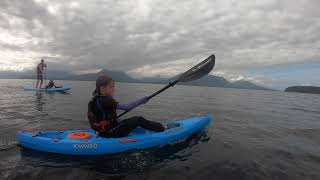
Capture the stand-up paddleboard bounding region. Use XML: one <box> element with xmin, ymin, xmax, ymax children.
<box><xmin>17</xmin><ymin>114</ymin><xmax>212</xmax><ymax>155</ymax></box>
<box><xmin>23</xmin><ymin>86</ymin><xmax>72</xmax><ymax>92</ymax></box>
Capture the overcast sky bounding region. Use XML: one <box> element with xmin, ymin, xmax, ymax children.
<box><xmin>0</xmin><ymin>0</ymin><xmax>319</xmax><ymax>89</ymax></box>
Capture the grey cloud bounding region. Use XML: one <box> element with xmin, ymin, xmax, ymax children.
<box><xmin>0</xmin><ymin>0</ymin><xmax>319</xmax><ymax>77</ymax></box>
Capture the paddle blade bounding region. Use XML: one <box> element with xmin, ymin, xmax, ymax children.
<box><xmin>178</xmin><ymin>54</ymin><xmax>215</xmax><ymax>82</ymax></box>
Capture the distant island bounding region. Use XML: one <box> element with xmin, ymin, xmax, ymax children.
<box><xmin>0</xmin><ymin>69</ymin><xmax>272</xmax><ymax>91</ymax></box>
<box><xmin>285</xmin><ymin>86</ymin><xmax>320</xmax><ymax>94</ymax></box>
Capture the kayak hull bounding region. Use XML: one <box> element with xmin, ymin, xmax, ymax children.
<box><xmin>23</xmin><ymin>86</ymin><xmax>72</xmax><ymax>92</ymax></box>
<box><xmin>17</xmin><ymin>114</ymin><xmax>212</xmax><ymax>155</ymax></box>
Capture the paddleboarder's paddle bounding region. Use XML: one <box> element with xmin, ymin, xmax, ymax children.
<box><xmin>44</xmin><ymin>66</ymin><xmax>47</xmax><ymax>86</ymax></box>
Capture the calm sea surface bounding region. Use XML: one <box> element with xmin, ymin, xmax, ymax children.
<box><xmin>1</xmin><ymin>79</ymin><xmax>320</xmax><ymax>180</ymax></box>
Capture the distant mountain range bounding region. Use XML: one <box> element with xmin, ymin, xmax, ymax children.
<box><xmin>0</xmin><ymin>69</ymin><xmax>272</xmax><ymax>91</ymax></box>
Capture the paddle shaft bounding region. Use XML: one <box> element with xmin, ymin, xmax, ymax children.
<box><xmin>147</xmin><ymin>80</ymin><xmax>179</xmax><ymax>100</ymax></box>
<box><xmin>44</xmin><ymin>67</ymin><xmax>46</xmax><ymax>85</ymax></box>
<box><xmin>117</xmin><ymin>80</ymin><xmax>179</xmax><ymax>118</ymax></box>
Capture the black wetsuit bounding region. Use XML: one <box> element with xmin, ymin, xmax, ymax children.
<box><xmin>88</xmin><ymin>95</ymin><xmax>164</xmax><ymax>138</ymax></box>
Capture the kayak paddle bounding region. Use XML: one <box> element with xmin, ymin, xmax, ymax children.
<box><xmin>117</xmin><ymin>54</ymin><xmax>215</xmax><ymax>118</ymax></box>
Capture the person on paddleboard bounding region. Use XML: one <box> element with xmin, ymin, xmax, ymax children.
<box><xmin>45</xmin><ymin>80</ymin><xmax>62</xmax><ymax>89</ymax></box>
<box><xmin>88</xmin><ymin>75</ymin><xmax>167</xmax><ymax>138</ymax></box>
<box><xmin>36</xmin><ymin>59</ymin><xmax>46</xmax><ymax>88</ymax></box>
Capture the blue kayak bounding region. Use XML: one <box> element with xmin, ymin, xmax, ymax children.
<box><xmin>17</xmin><ymin>114</ymin><xmax>212</xmax><ymax>155</ymax></box>
<box><xmin>23</xmin><ymin>86</ymin><xmax>72</xmax><ymax>92</ymax></box>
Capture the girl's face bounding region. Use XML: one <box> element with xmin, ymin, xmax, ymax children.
<box><xmin>100</xmin><ymin>81</ymin><xmax>115</xmax><ymax>96</ymax></box>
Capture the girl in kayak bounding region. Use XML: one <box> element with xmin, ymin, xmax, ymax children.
<box><xmin>88</xmin><ymin>75</ymin><xmax>165</xmax><ymax>138</ymax></box>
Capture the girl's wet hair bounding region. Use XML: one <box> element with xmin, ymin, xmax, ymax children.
<box><xmin>93</xmin><ymin>75</ymin><xmax>114</xmax><ymax>95</ymax></box>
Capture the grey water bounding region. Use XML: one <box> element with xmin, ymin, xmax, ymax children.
<box><xmin>1</xmin><ymin>79</ymin><xmax>320</xmax><ymax>180</ymax></box>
